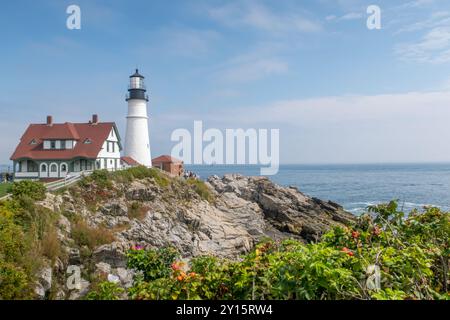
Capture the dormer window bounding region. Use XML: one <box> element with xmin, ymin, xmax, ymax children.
<box><xmin>29</xmin><ymin>139</ymin><xmax>37</xmax><ymax>145</ymax></box>
<box><xmin>50</xmin><ymin>141</ymin><xmax>56</xmax><ymax>149</ymax></box>
<box><xmin>84</xmin><ymin>138</ymin><xmax>92</xmax><ymax>144</ymax></box>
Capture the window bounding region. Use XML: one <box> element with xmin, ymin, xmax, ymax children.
<box><xmin>28</xmin><ymin>161</ymin><xmax>38</xmax><ymax>172</ymax></box>
<box><xmin>61</xmin><ymin>164</ymin><xmax>67</xmax><ymax>172</ymax></box>
<box><xmin>61</xmin><ymin>140</ymin><xmax>66</xmax><ymax>149</ymax></box>
<box><xmin>50</xmin><ymin>164</ymin><xmax>57</xmax><ymax>172</ymax></box>
<box><xmin>96</xmin><ymin>160</ymin><xmax>100</xmax><ymax>169</ymax></box>
<box><xmin>112</xmin><ymin>142</ymin><xmax>115</xmax><ymax>153</ymax></box>
<box><xmin>41</xmin><ymin>164</ymin><xmax>47</xmax><ymax>172</ymax></box>
<box><xmin>50</xmin><ymin>141</ymin><xmax>56</xmax><ymax>149</ymax></box>
<box><xmin>30</xmin><ymin>139</ymin><xmax>37</xmax><ymax>145</ymax></box>
<box><xmin>84</xmin><ymin>138</ymin><xmax>92</xmax><ymax>144</ymax></box>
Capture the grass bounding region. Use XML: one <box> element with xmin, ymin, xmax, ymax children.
<box><xmin>71</xmin><ymin>219</ymin><xmax>115</xmax><ymax>250</ymax></box>
<box><xmin>0</xmin><ymin>183</ymin><xmax>12</xmax><ymax>198</ymax></box>
<box><xmin>186</xmin><ymin>178</ymin><xmax>215</xmax><ymax>203</ymax></box>
<box><xmin>110</xmin><ymin>166</ymin><xmax>170</xmax><ymax>188</ymax></box>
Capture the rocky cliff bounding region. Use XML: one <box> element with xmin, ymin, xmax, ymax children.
<box><xmin>36</xmin><ymin>171</ymin><xmax>355</xmax><ymax>299</ymax></box>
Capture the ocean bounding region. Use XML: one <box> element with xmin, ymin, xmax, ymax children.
<box><xmin>185</xmin><ymin>163</ymin><xmax>450</xmax><ymax>215</ymax></box>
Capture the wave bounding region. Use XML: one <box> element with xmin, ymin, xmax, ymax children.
<box><xmin>346</xmin><ymin>201</ymin><xmax>449</xmax><ymax>215</ymax></box>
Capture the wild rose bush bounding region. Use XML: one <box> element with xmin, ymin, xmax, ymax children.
<box><xmin>126</xmin><ymin>202</ymin><xmax>449</xmax><ymax>300</ymax></box>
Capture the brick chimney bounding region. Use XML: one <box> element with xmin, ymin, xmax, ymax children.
<box><xmin>46</xmin><ymin>115</ymin><xmax>53</xmax><ymax>126</ymax></box>
<box><xmin>92</xmin><ymin>114</ymin><xmax>98</xmax><ymax>124</ymax></box>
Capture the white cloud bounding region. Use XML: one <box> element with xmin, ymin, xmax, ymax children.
<box><xmin>395</xmin><ymin>11</ymin><xmax>450</xmax><ymax>34</ymax></box>
<box><xmin>395</xmin><ymin>26</ymin><xmax>450</xmax><ymax>63</ymax></box>
<box><xmin>208</xmin><ymin>1</ymin><xmax>322</xmax><ymax>34</ymax></box>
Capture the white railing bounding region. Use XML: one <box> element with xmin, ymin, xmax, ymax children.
<box><xmin>0</xmin><ymin>193</ymin><xmax>11</xmax><ymax>201</ymax></box>
<box><xmin>45</xmin><ymin>171</ymin><xmax>92</xmax><ymax>191</ymax></box>
<box><xmin>15</xmin><ymin>172</ymin><xmax>39</xmax><ymax>178</ymax></box>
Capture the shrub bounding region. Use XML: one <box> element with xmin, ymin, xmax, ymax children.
<box><xmin>11</xmin><ymin>180</ymin><xmax>46</xmax><ymax>201</ymax></box>
<box><xmin>79</xmin><ymin>170</ymin><xmax>111</xmax><ymax>189</ymax></box>
<box><xmin>112</xmin><ymin>166</ymin><xmax>170</xmax><ymax>187</ymax></box>
<box><xmin>85</xmin><ymin>281</ymin><xmax>125</xmax><ymax>300</ymax></box>
<box><xmin>0</xmin><ymin>262</ymin><xmax>33</xmax><ymax>300</ymax></box>
<box><xmin>71</xmin><ymin>220</ymin><xmax>115</xmax><ymax>250</ymax></box>
<box><xmin>127</xmin><ymin>247</ymin><xmax>179</xmax><ymax>282</ymax></box>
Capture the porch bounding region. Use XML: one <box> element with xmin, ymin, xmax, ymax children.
<box><xmin>13</xmin><ymin>159</ymin><xmax>96</xmax><ymax>181</ymax></box>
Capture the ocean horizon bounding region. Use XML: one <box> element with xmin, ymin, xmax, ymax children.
<box><xmin>185</xmin><ymin>163</ymin><xmax>450</xmax><ymax>215</ymax></box>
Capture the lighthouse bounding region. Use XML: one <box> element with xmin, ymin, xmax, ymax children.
<box><xmin>124</xmin><ymin>69</ymin><xmax>152</xmax><ymax>167</ymax></box>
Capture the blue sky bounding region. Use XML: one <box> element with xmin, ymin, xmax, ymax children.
<box><xmin>1</xmin><ymin>0</ymin><xmax>450</xmax><ymax>164</ymax></box>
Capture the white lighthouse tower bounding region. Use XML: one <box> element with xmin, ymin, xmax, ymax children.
<box><xmin>124</xmin><ymin>69</ymin><xmax>152</xmax><ymax>167</ymax></box>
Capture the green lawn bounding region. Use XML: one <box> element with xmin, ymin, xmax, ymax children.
<box><xmin>0</xmin><ymin>183</ymin><xmax>12</xmax><ymax>198</ymax></box>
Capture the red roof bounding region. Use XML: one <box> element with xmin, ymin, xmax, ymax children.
<box><xmin>10</xmin><ymin>122</ymin><xmax>119</xmax><ymax>161</ymax></box>
<box><xmin>121</xmin><ymin>156</ymin><xmax>140</xmax><ymax>166</ymax></box>
<box><xmin>40</xmin><ymin>123</ymin><xmax>80</xmax><ymax>140</ymax></box>
<box><xmin>152</xmin><ymin>155</ymin><xmax>183</xmax><ymax>164</ymax></box>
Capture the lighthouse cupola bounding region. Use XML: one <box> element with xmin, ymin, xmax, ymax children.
<box><xmin>126</xmin><ymin>69</ymin><xmax>148</xmax><ymax>101</ymax></box>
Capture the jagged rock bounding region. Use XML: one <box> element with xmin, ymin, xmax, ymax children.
<box><xmin>35</xmin><ymin>283</ymin><xmax>46</xmax><ymax>300</ymax></box>
<box><xmin>68</xmin><ymin>248</ymin><xmax>81</xmax><ymax>265</ymax></box>
<box><xmin>125</xmin><ymin>180</ymin><xmax>159</xmax><ymax>201</ymax></box>
<box><xmin>38</xmin><ymin>267</ymin><xmax>52</xmax><ymax>293</ymax></box>
<box><xmin>95</xmin><ymin>262</ymin><xmax>111</xmax><ymax>275</ymax></box>
<box><xmin>69</xmin><ymin>279</ymin><xmax>90</xmax><ymax>300</ymax></box>
<box><xmin>93</xmin><ymin>243</ymin><xmax>128</xmax><ymax>268</ymax></box>
<box><xmin>101</xmin><ymin>200</ymin><xmax>128</xmax><ymax>216</ymax></box>
<box><xmin>208</xmin><ymin>174</ymin><xmax>355</xmax><ymax>242</ymax></box>
<box><xmin>57</xmin><ymin>215</ymin><xmax>71</xmax><ymax>233</ymax></box>
<box><xmin>116</xmin><ymin>268</ymin><xmax>134</xmax><ymax>288</ymax></box>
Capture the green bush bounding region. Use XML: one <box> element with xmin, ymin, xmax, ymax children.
<box><xmin>85</xmin><ymin>281</ymin><xmax>125</xmax><ymax>300</ymax></box>
<box><xmin>127</xmin><ymin>246</ymin><xmax>179</xmax><ymax>282</ymax></box>
<box><xmin>11</xmin><ymin>180</ymin><xmax>46</xmax><ymax>201</ymax></box>
<box><xmin>79</xmin><ymin>170</ymin><xmax>112</xmax><ymax>189</ymax></box>
<box><xmin>112</xmin><ymin>166</ymin><xmax>170</xmax><ymax>187</ymax></box>
<box><xmin>0</xmin><ymin>262</ymin><xmax>33</xmax><ymax>300</ymax></box>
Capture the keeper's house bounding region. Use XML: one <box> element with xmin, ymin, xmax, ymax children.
<box><xmin>10</xmin><ymin>115</ymin><xmax>122</xmax><ymax>180</ymax></box>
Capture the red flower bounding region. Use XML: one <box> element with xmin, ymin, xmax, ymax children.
<box><xmin>351</xmin><ymin>231</ymin><xmax>360</xmax><ymax>239</ymax></box>
<box><xmin>341</xmin><ymin>247</ymin><xmax>354</xmax><ymax>257</ymax></box>
<box><xmin>171</xmin><ymin>263</ymin><xmax>181</xmax><ymax>271</ymax></box>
